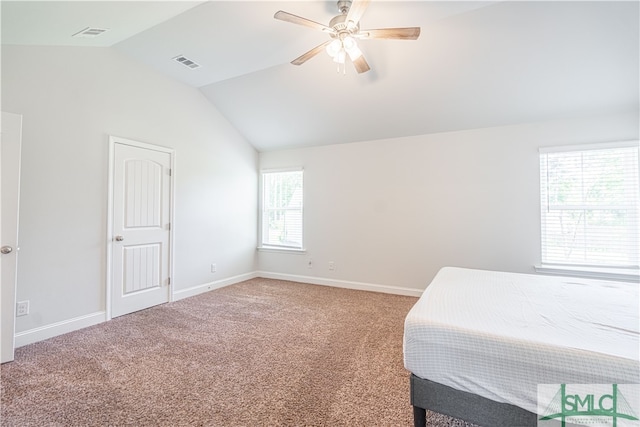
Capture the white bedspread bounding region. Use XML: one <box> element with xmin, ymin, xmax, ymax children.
<box><xmin>403</xmin><ymin>267</ymin><xmax>640</xmax><ymax>414</ymax></box>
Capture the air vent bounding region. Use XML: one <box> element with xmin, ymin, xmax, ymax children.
<box><xmin>72</xmin><ymin>27</ymin><xmax>110</xmax><ymax>38</ymax></box>
<box><xmin>172</xmin><ymin>55</ymin><xmax>201</xmax><ymax>70</ymax></box>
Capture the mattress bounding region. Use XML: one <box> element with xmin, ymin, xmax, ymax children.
<box><xmin>403</xmin><ymin>267</ymin><xmax>640</xmax><ymax>414</ymax></box>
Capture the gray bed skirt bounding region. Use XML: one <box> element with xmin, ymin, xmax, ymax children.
<box><xmin>409</xmin><ymin>374</ymin><xmax>538</xmax><ymax>427</ymax></box>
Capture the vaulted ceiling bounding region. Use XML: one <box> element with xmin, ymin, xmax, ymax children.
<box><xmin>2</xmin><ymin>1</ymin><xmax>638</xmax><ymax>151</ymax></box>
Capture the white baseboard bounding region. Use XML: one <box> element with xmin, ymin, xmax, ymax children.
<box><xmin>256</xmin><ymin>271</ymin><xmax>424</xmax><ymax>297</ymax></box>
<box><xmin>14</xmin><ymin>311</ymin><xmax>107</xmax><ymax>348</ymax></box>
<box><xmin>172</xmin><ymin>271</ymin><xmax>259</xmax><ymax>301</ymax></box>
<box><xmin>172</xmin><ymin>270</ymin><xmax>423</xmax><ymax>300</ymax></box>
<box><xmin>13</xmin><ymin>271</ymin><xmax>419</xmax><ymax>350</ymax></box>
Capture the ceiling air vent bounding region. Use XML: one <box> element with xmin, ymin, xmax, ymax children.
<box><xmin>173</xmin><ymin>55</ymin><xmax>201</xmax><ymax>70</ymax></box>
<box><xmin>72</xmin><ymin>27</ymin><xmax>110</xmax><ymax>38</ymax></box>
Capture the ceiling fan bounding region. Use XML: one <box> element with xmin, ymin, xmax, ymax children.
<box><xmin>274</xmin><ymin>0</ymin><xmax>421</xmax><ymax>74</ymax></box>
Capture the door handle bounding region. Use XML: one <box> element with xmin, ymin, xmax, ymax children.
<box><xmin>1</xmin><ymin>246</ymin><xmax>13</xmax><ymax>254</ymax></box>
<box><xmin>115</xmin><ymin>235</ymin><xmax>124</xmax><ymax>242</ymax></box>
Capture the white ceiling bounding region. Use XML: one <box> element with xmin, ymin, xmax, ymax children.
<box><xmin>2</xmin><ymin>1</ymin><xmax>639</xmax><ymax>151</ymax></box>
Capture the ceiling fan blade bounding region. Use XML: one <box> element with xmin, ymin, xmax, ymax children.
<box><xmin>274</xmin><ymin>11</ymin><xmax>335</xmax><ymax>34</ymax></box>
<box><xmin>351</xmin><ymin>54</ymin><xmax>370</xmax><ymax>74</ymax></box>
<box><xmin>291</xmin><ymin>40</ymin><xmax>333</xmax><ymax>66</ymax></box>
<box><xmin>345</xmin><ymin>0</ymin><xmax>370</xmax><ymax>30</ymax></box>
<box><xmin>358</xmin><ymin>27</ymin><xmax>421</xmax><ymax>40</ymax></box>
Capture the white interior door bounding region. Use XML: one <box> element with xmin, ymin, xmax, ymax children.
<box><xmin>1</xmin><ymin>112</ymin><xmax>23</xmax><ymax>363</ymax></box>
<box><xmin>110</xmin><ymin>138</ymin><xmax>172</xmax><ymax>318</ymax></box>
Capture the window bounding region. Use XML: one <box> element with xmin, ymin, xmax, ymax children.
<box><xmin>539</xmin><ymin>141</ymin><xmax>639</xmax><ymax>276</ymax></box>
<box><xmin>260</xmin><ymin>169</ymin><xmax>304</xmax><ymax>250</ymax></box>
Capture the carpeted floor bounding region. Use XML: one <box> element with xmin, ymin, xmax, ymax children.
<box><xmin>1</xmin><ymin>278</ymin><xmax>478</xmax><ymax>426</ymax></box>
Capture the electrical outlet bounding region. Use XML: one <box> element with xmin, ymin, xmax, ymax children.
<box><xmin>329</xmin><ymin>261</ymin><xmax>335</xmax><ymax>271</ymax></box>
<box><xmin>307</xmin><ymin>258</ymin><xmax>313</xmax><ymax>269</ymax></box>
<box><xmin>16</xmin><ymin>301</ymin><xmax>29</xmax><ymax>317</ymax></box>
<box><xmin>211</xmin><ymin>263</ymin><xmax>217</xmax><ymax>273</ymax></box>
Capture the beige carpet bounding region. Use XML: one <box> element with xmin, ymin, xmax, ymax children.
<box><xmin>1</xmin><ymin>278</ymin><xmax>477</xmax><ymax>426</ymax></box>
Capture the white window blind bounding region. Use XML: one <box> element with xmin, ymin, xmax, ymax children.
<box><xmin>539</xmin><ymin>142</ymin><xmax>639</xmax><ymax>270</ymax></box>
<box><xmin>261</xmin><ymin>169</ymin><xmax>303</xmax><ymax>249</ymax></box>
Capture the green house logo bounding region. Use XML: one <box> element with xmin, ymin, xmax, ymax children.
<box><xmin>538</xmin><ymin>384</ymin><xmax>639</xmax><ymax>427</ymax></box>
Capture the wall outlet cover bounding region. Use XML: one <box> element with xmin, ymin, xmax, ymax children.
<box><xmin>16</xmin><ymin>301</ymin><xmax>29</xmax><ymax>317</ymax></box>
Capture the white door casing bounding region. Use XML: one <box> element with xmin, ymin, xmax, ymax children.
<box><xmin>1</xmin><ymin>112</ymin><xmax>23</xmax><ymax>363</ymax></box>
<box><xmin>108</xmin><ymin>137</ymin><xmax>173</xmax><ymax>319</ymax></box>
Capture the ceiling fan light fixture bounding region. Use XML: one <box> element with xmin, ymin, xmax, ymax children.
<box><xmin>342</xmin><ymin>36</ymin><xmax>362</xmax><ymax>59</ymax></box>
<box><xmin>342</xmin><ymin>36</ymin><xmax>357</xmax><ymax>50</ymax></box>
<box><xmin>327</xmin><ymin>36</ymin><xmax>362</xmax><ymax>62</ymax></box>
<box><xmin>326</xmin><ymin>39</ymin><xmax>342</xmax><ymax>57</ymax></box>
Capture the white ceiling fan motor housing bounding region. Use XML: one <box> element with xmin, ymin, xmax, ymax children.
<box><xmin>329</xmin><ymin>13</ymin><xmax>359</xmax><ymax>39</ymax></box>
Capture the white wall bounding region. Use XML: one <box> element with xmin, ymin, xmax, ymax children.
<box><xmin>259</xmin><ymin>112</ymin><xmax>639</xmax><ymax>293</ymax></box>
<box><xmin>2</xmin><ymin>45</ymin><xmax>258</xmax><ymax>337</ymax></box>
<box><xmin>3</xmin><ymin>44</ymin><xmax>637</xmax><ymax>342</ymax></box>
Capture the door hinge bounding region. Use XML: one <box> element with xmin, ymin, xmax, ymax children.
<box><xmin>167</xmin><ymin>222</ymin><xmax>171</xmax><ymax>231</ymax></box>
<box><xmin>168</xmin><ymin>168</ymin><xmax>172</xmax><ymax>176</ymax></box>
<box><xmin>168</xmin><ymin>277</ymin><xmax>171</xmax><ymax>286</ymax></box>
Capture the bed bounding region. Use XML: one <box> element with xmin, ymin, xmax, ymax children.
<box><xmin>403</xmin><ymin>267</ymin><xmax>640</xmax><ymax>427</ymax></box>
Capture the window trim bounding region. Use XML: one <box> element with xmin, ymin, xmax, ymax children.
<box><xmin>534</xmin><ymin>264</ymin><xmax>639</xmax><ymax>283</ymax></box>
<box><xmin>537</xmin><ymin>140</ymin><xmax>640</xmax><ymax>281</ymax></box>
<box><xmin>539</xmin><ymin>140</ymin><xmax>638</xmax><ymax>154</ymax></box>
<box><xmin>258</xmin><ymin>167</ymin><xmax>305</xmax><ymax>252</ymax></box>
<box><xmin>257</xmin><ymin>246</ymin><xmax>307</xmax><ymax>254</ymax></box>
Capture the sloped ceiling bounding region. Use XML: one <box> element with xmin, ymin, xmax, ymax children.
<box><xmin>2</xmin><ymin>1</ymin><xmax>639</xmax><ymax>151</ymax></box>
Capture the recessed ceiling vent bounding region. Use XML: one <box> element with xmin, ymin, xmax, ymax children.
<box><xmin>172</xmin><ymin>55</ymin><xmax>201</xmax><ymax>70</ymax></box>
<box><xmin>72</xmin><ymin>27</ymin><xmax>110</xmax><ymax>38</ymax></box>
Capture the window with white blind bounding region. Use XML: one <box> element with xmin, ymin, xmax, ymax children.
<box><xmin>260</xmin><ymin>169</ymin><xmax>304</xmax><ymax>250</ymax></box>
<box><xmin>538</xmin><ymin>141</ymin><xmax>639</xmax><ymax>278</ymax></box>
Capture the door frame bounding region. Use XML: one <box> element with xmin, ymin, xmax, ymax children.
<box><xmin>106</xmin><ymin>135</ymin><xmax>175</xmax><ymax>321</ymax></box>
<box><xmin>1</xmin><ymin>112</ymin><xmax>23</xmax><ymax>363</ymax></box>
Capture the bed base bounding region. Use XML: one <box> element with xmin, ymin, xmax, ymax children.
<box><xmin>410</xmin><ymin>374</ymin><xmax>538</xmax><ymax>427</ymax></box>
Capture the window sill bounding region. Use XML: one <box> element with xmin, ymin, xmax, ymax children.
<box><xmin>534</xmin><ymin>265</ymin><xmax>639</xmax><ymax>283</ymax></box>
<box><xmin>257</xmin><ymin>246</ymin><xmax>306</xmax><ymax>254</ymax></box>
